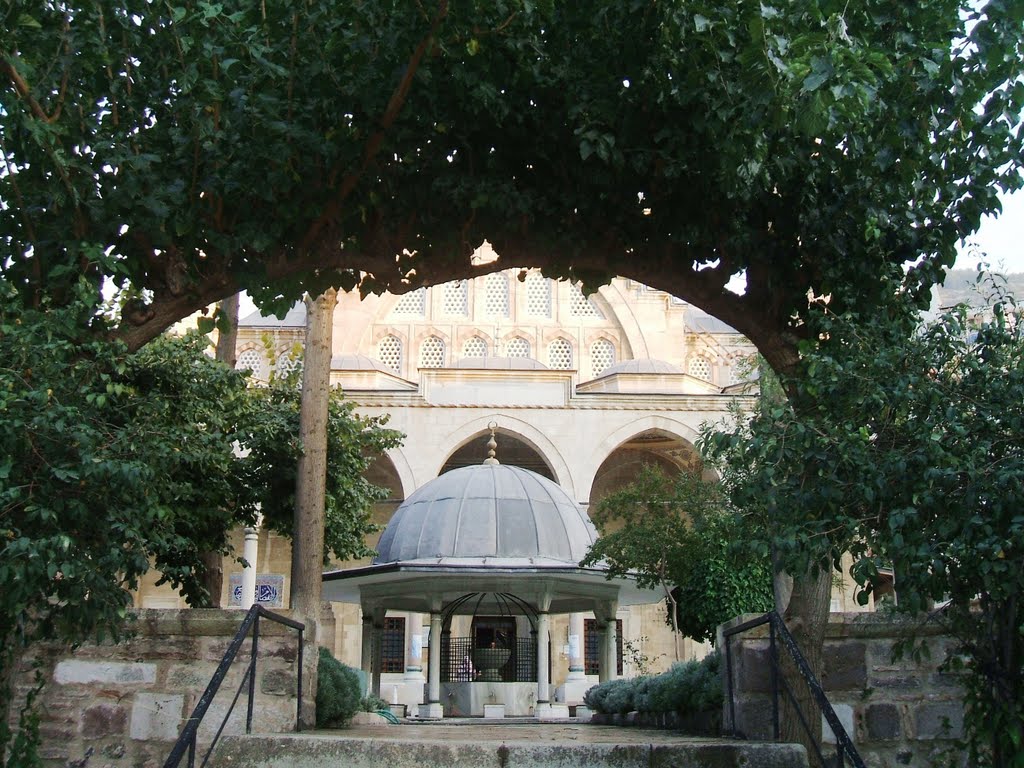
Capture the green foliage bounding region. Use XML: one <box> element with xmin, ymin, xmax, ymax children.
<box><xmin>703</xmin><ymin>290</ymin><xmax>1024</xmax><ymax>766</ymax></box>
<box><xmin>2</xmin><ymin>1</ymin><xmax>1020</xmax><ymax>367</ymax></box>
<box><xmin>583</xmin><ymin>652</ymin><xmax>722</xmax><ymax>720</ymax></box>
<box><xmin>315</xmin><ymin>647</ymin><xmax>363</xmax><ymax>728</ymax></box>
<box><xmin>581</xmin><ymin>465</ymin><xmax>772</xmax><ymax>644</ymax></box>
<box><xmin>359</xmin><ymin>694</ymin><xmax>389</xmax><ymax>713</ymax></box>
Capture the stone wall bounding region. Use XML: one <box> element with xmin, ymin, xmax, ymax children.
<box><xmin>720</xmin><ymin>613</ymin><xmax>965</xmax><ymax>768</ymax></box>
<box><xmin>11</xmin><ymin>609</ymin><xmax>303</xmax><ymax>767</ymax></box>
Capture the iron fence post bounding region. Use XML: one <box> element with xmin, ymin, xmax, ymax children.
<box><xmin>769</xmin><ymin>615</ymin><xmax>780</xmax><ymax>741</ymax></box>
<box><xmin>724</xmin><ymin>630</ymin><xmax>737</xmax><ymax>737</ymax></box>
<box><xmin>246</xmin><ymin>613</ymin><xmax>259</xmax><ymax>734</ymax></box>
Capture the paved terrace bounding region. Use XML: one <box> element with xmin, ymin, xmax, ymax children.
<box><xmin>211</xmin><ymin>719</ymin><xmax>808</xmax><ymax>768</ymax></box>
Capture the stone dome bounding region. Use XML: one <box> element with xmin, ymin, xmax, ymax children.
<box><xmin>374</xmin><ymin>464</ymin><xmax>597</xmax><ymax>566</ymax></box>
<box><xmin>330</xmin><ymin>353</ymin><xmax>392</xmax><ymax>372</ymax></box>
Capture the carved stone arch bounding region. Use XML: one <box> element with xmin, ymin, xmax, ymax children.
<box><xmin>435</xmin><ymin>415</ymin><xmax>577</xmax><ymax>497</ymax></box>
<box><xmin>580</xmin><ymin>416</ymin><xmax>713</xmax><ymax>505</ymax></box>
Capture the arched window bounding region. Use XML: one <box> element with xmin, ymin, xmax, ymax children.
<box><xmin>506</xmin><ymin>337</ymin><xmax>530</xmax><ymax>358</ymax></box>
<box><xmin>392</xmin><ymin>287</ymin><xmax>426</xmax><ymax>316</ymax></box>
<box><xmin>548</xmin><ymin>338</ymin><xmax>573</xmax><ymax>370</ymax></box>
<box><xmin>462</xmin><ymin>336</ymin><xmax>487</xmax><ymax>358</ymax></box>
<box><xmin>236</xmin><ymin>349</ymin><xmax>266</xmax><ymax>380</ymax></box>
<box><xmin>419</xmin><ymin>336</ymin><xmax>446</xmax><ymax>368</ymax></box>
<box><xmin>569</xmin><ymin>283</ymin><xmax>604</xmax><ymax>318</ymax></box>
<box><xmin>525</xmin><ymin>273</ymin><xmax>551</xmax><ymax>317</ymax></box>
<box><xmin>275</xmin><ymin>350</ymin><xmax>302</xmax><ymax>379</ymax></box>
<box><xmin>590</xmin><ymin>339</ymin><xmax>616</xmax><ymax>378</ymax></box>
<box><xmin>443</xmin><ymin>280</ymin><xmax>469</xmax><ymax>316</ymax></box>
<box><xmin>688</xmin><ymin>355</ymin><xmax>712</xmax><ymax>381</ymax></box>
<box><xmin>378</xmin><ymin>335</ymin><xmax>403</xmax><ymax>373</ymax></box>
<box><xmin>484</xmin><ymin>272</ymin><xmax>509</xmax><ymax>317</ymax></box>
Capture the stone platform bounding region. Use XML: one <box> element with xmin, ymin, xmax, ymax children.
<box><xmin>210</xmin><ymin>720</ymin><xmax>807</xmax><ymax>768</ymax></box>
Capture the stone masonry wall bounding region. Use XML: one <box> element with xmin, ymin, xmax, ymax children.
<box><xmin>11</xmin><ymin>609</ymin><xmax>303</xmax><ymax>767</ymax></box>
<box><xmin>720</xmin><ymin>613</ymin><xmax>965</xmax><ymax>768</ymax></box>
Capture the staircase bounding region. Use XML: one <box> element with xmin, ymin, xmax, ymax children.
<box><xmin>208</xmin><ymin>723</ymin><xmax>808</xmax><ymax>768</ymax></box>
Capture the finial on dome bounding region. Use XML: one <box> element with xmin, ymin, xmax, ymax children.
<box><xmin>483</xmin><ymin>421</ymin><xmax>500</xmax><ymax>465</ymax></box>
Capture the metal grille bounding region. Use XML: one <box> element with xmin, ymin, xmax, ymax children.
<box><xmin>441</xmin><ymin>637</ymin><xmax>539</xmax><ymax>683</ymax></box>
<box><xmin>443</xmin><ymin>280</ymin><xmax>469</xmax><ymax>315</ymax></box>
<box><xmin>484</xmin><ymin>272</ymin><xmax>509</xmax><ymax>316</ymax></box>
<box><xmin>548</xmin><ymin>338</ymin><xmax>573</xmax><ymax>370</ymax></box>
<box><xmin>688</xmin><ymin>355</ymin><xmax>712</xmax><ymax>381</ymax></box>
<box><xmin>525</xmin><ymin>273</ymin><xmax>551</xmax><ymax>317</ymax></box>
<box><xmin>583</xmin><ymin>619</ymin><xmax>623</xmax><ymax>676</ymax></box>
<box><xmin>462</xmin><ymin>336</ymin><xmax>487</xmax><ymax>358</ymax></box>
<box><xmin>570</xmin><ymin>283</ymin><xmax>604</xmax><ymax>318</ymax></box>
<box><xmin>419</xmin><ymin>336</ymin><xmax>446</xmax><ymax>368</ymax></box>
<box><xmin>393</xmin><ymin>287</ymin><xmax>426</xmax><ymax>316</ymax></box>
<box><xmin>380</xmin><ymin>617</ymin><xmax>405</xmax><ymax>673</ymax></box>
<box><xmin>590</xmin><ymin>338</ymin><xmax>615</xmax><ymax>378</ymax></box>
<box><xmin>506</xmin><ymin>337</ymin><xmax>530</xmax><ymax>358</ymax></box>
<box><xmin>378</xmin><ymin>334</ymin><xmax>403</xmax><ymax>373</ymax></box>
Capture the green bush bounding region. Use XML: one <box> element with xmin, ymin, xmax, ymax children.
<box><xmin>583</xmin><ymin>652</ymin><xmax>722</xmax><ymax>717</ymax></box>
<box><xmin>316</xmin><ymin>647</ymin><xmax>363</xmax><ymax>728</ymax></box>
<box><xmin>360</xmin><ymin>694</ymin><xmax>388</xmax><ymax>712</ymax></box>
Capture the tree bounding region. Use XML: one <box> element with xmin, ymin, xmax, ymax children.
<box><xmin>703</xmin><ymin>293</ymin><xmax>1024</xmax><ymax>765</ymax></box>
<box><xmin>581</xmin><ymin>465</ymin><xmax>772</xmax><ymax>656</ymax></box>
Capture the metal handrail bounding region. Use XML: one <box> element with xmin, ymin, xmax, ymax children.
<box><xmin>163</xmin><ymin>605</ymin><xmax>305</xmax><ymax>768</ymax></box>
<box><xmin>723</xmin><ymin>611</ymin><xmax>866</xmax><ymax>768</ymax></box>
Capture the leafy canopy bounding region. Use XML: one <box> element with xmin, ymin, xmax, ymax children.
<box><xmin>2</xmin><ymin>1</ymin><xmax>1021</xmax><ymax>372</ymax></box>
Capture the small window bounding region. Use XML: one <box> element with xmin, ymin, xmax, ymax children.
<box><xmin>590</xmin><ymin>339</ymin><xmax>615</xmax><ymax>378</ymax></box>
<box><xmin>378</xmin><ymin>335</ymin><xmax>403</xmax><ymax>373</ymax></box>
<box><xmin>583</xmin><ymin>619</ymin><xmax>623</xmax><ymax>676</ymax></box>
<box><xmin>236</xmin><ymin>349</ymin><xmax>266</xmax><ymax>380</ymax></box>
<box><xmin>275</xmin><ymin>350</ymin><xmax>302</xmax><ymax>379</ymax></box>
<box><xmin>463</xmin><ymin>336</ymin><xmax>487</xmax><ymax>358</ymax></box>
<box><xmin>688</xmin><ymin>356</ymin><xmax>712</xmax><ymax>381</ymax></box>
<box><xmin>569</xmin><ymin>283</ymin><xmax>604</xmax><ymax>318</ymax></box>
<box><xmin>443</xmin><ymin>281</ymin><xmax>469</xmax><ymax>316</ymax></box>
<box><xmin>419</xmin><ymin>336</ymin><xmax>446</xmax><ymax>368</ymax></box>
<box><xmin>506</xmin><ymin>337</ymin><xmax>530</xmax><ymax>358</ymax></box>
<box><xmin>525</xmin><ymin>273</ymin><xmax>551</xmax><ymax>318</ymax></box>
<box><xmin>484</xmin><ymin>272</ymin><xmax>510</xmax><ymax>317</ymax></box>
<box><xmin>392</xmin><ymin>288</ymin><xmax>426</xmax><ymax>316</ymax></box>
<box><xmin>548</xmin><ymin>338</ymin><xmax>573</xmax><ymax>370</ymax></box>
<box><xmin>381</xmin><ymin>617</ymin><xmax>406</xmax><ymax>673</ymax></box>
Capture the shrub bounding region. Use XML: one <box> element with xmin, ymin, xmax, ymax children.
<box><xmin>316</xmin><ymin>647</ymin><xmax>363</xmax><ymax>727</ymax></box>
<box><xmin>360</xmin><ymin>694</ymin><xmax>389</xmax><ymax>712</ymax></box>
<box><xmin>584</xmin><ymin>652</ymin><xmax>722</xmax><ymax>717</ymax></box>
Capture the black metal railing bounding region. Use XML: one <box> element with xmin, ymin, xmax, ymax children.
<box><xmin>441</xmin><ymin>636</ymin><xmax>539</xmax><ymax>682</ymax></box>
<box><xmin>163</xmin><ymin>605</ymin><xmax>305</xmax><ymax>768</ymax></box>
<box><xmin>722</xmin><ymin>611</ymin><xmax>865</xmax><ymax>768</ymax></box>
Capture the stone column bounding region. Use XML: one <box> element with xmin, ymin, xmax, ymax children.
<box><xmin>423</xmin><ymin>612</ymin><xmax>444</xmax><ymax>718</ymax></box>
<box><xmin>402</xmin><ymin>612</ymin><xmax>426</xmax><ymax>714</ymax></box>
<box><xmin>536</xmin><ymin>611</ymin><xmax>550</xmax><ymax>713</ymax></box>
<box><xmin>371</xmin><ymin>615</ymin><xmax>384</xmax><ymax>698</ymax></box>
<box><xmin>240</xmin><ymin>525</ymin><xmax>259</xmax><ymax>610</ymax></box>
<box><xmin>595</xmin><ymin>601</ymin><xmax>618</xmax><ymax>683</ymax></box>
<box><xmin>360</xmin><ymin>610</ymin><xmax>373</xmax><ymax>695</ymax></box>
<box><xmin>555</xmin><ymin>612</ymin><xmax>590</xmax><ymax>705</ymax></box>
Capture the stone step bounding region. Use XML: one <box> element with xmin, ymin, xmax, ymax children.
<box><xmin>209</xmin><ymin>730</ymin><xmax>808</xmax><ymax>768</ymax></box>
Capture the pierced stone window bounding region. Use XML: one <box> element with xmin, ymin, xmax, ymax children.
<box><xmin>393</xmin><ymin>287</ymin><xmax>426</xmax><ymax>316</ymax></box>
<box><xmin>378</xmin><ymin>335</ymin><xmax>403</xmax><ymax>373</ymax></box>
<box><xmin>443</xmin><ymin>280</ymin><xmax>469</xmax><ymax>316</ymax></box>
<box><xmin>275</xmin><ymin>349</ymin><xmax>302</xmax><ymax>379</ymax></box>
<box><xmin>548</xmin><ymin>338</ymin><xmax>573</xmax><ymax>370</ymax></box>
<box><xmin>525</xmin><ymin>273</ymin><xmax>551</xmax><ymax>317</ymax></box>
<box><xmin>506</xmin><ymin>337</ymin><xmax>530</xmax><ymax>358</ymax></box>
<box><xmin>462</xmin><ymin>336</ymin><xmax>487</xmax><ymax>358</ymax></box>
<box><xmin>688</xmin><ymin>355</ymin><xmax>712</xmax><ymax>381</ymax></box>
<box><xmin>590</xmin><ymin>338</ymin><xmax>616</xmax><ymax>378</ymax></box>
<box><xmin>569</xmin><ymin>283</ymin><xmax>604</xmax><ymax>318</ymax></box>
<box><xmin>236</xmin><ymin>349</ymin><xmax>266</xmax><ymax>380</ymax></box>
<box><xmin>419</xmin><ymin>336</ymin><xmax>446</xmax><ymax>368</ymax></box>
<box><xmin>484</xmin><ymin>272</ymin><xmax>510</xmax><ymax>317</ymax></box>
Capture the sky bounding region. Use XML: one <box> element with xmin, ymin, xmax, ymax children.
<box><xmin>955</xmin><ymin>190</ymin><xmax>1024</xmax><ymax>273</ymax></box>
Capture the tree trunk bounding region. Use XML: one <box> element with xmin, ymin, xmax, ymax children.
<box><xmin>290</xmin><ymin>288</ymin><xmax>337</xmax><ymax>728</ymax></box>
<box><xmin>197</xmin><ymin>293</ymin><xmax>241</xmax><ymax>607</ymax></box>
<box><xmin>779</xmin><ymin>565</ymin><xmax>832</xmax><ymax>766</ymax></box>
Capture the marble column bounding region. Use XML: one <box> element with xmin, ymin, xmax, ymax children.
<box><xmin>423</xmin><ymin>611</ymin><xmax>444</xmax><ymax>718</ymax></box>
<box><xmin>536</xmin><ymin>611</ymin><xmax>550</xmax><ymax>707</ymax></box>
<box><xmin>555</xmin><ymin>612</ymin><xmax>591</xmax><ymax>705</ymax></box>
<box><xmin>240</xmin><ymin>526</ymin><xmax>259</xmax><ymax>610</ymax></box>
<box><xmin>360</xmin><ymin>611</ymin><xmax>373</xmax><ymax>695</ymax></box>
<box><xmin>371</xmin><ymin>615</ymin><xmax>384</xmax><ymax>698</ymax></box>
<box><xmin>402</xmin><ymin>612</ymin><xmax>426</xmax><ymax>714</ymax></box>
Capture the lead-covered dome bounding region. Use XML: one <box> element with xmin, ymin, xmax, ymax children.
<box><xmin>374</xmin><ymin>464</ymin><xmax>597</xmax><ymax>566</ymax></box>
